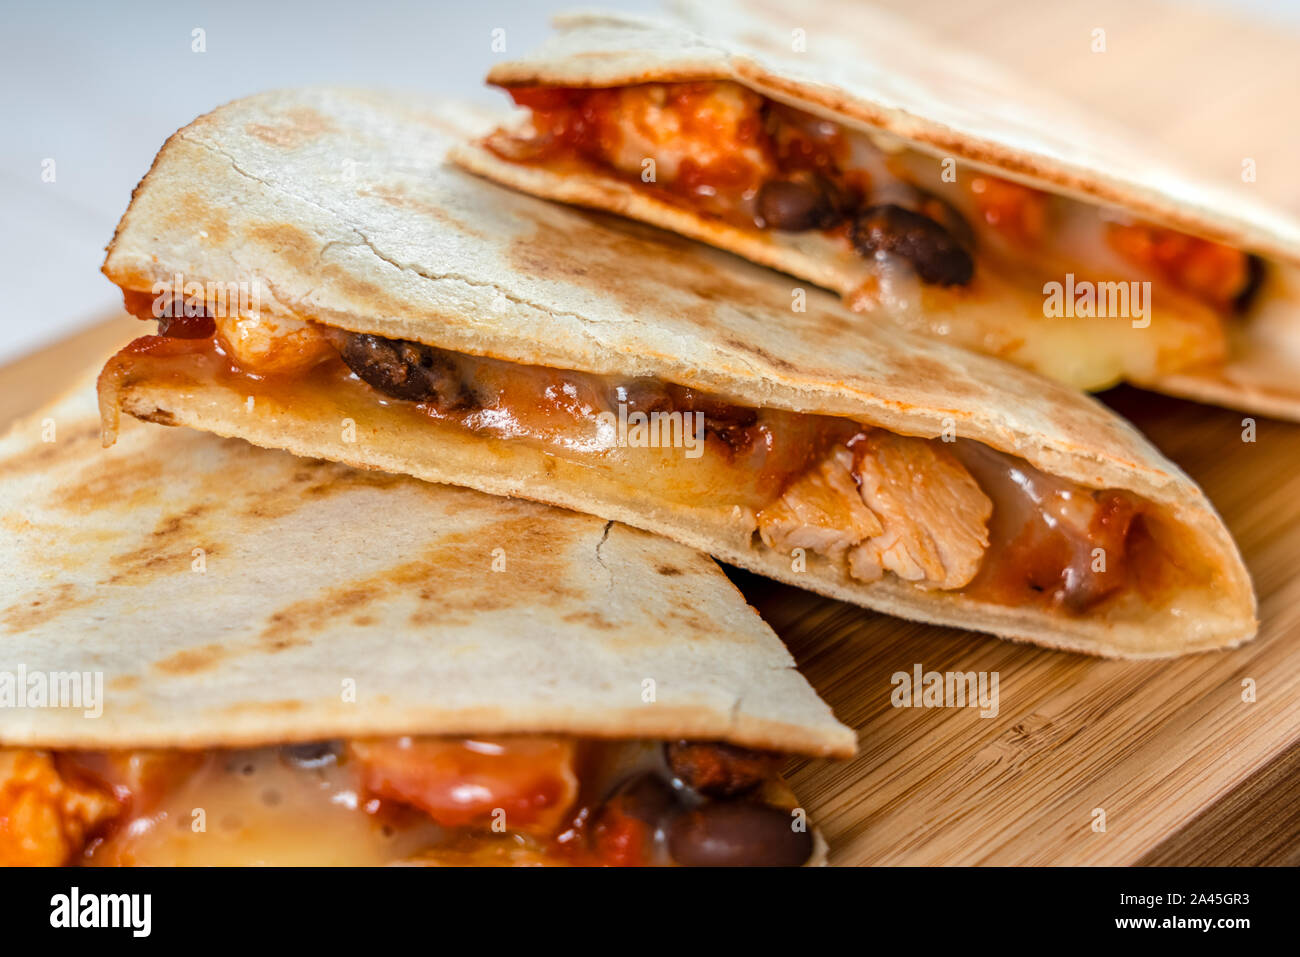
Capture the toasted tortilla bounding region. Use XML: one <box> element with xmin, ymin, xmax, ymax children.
<box><xmin>99</xmin><ymin>88</ymin><xmax>1255</xmax><ymax>657</ymax></box>
<box><xmin>454</xmin><ymin>5</ymin><xmax>1300</xmax><ymax>418</ymax></box>
<box><xmin>0</xmin><ymin>377</ymin><xmax>853</xmax><ymax>758</ymax></box>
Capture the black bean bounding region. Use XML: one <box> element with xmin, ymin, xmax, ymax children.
<box><xmin>590</xmin><ymin>772</ymin><xmax>683</xmax><ymax>863</ymax></box>
<box><xmin>607</xmin><ymin>771</ymin><xmax>680</xmax><ymax>823</ymax></box>
<box><xmin>336</xmin><ymin>332</ymin><xmax>480</xmax><ymax>409</ymax></box>
<box><xmin>870</xmin><ymin>183</ymin><xmax>976</xmax><ymax>250</ymax></box>
<box><xmin>668</xmin><ymin>802</ymin><xmax>813</xmax><ymax>866</ymax></box>
<box><xmin>851</xmin><ymin>204</ymin><xmax>975</xmax><ymax>286</ymax></box>
<box><xmin>756</xmin><ymin>175</ymin><xmax>846</xmax><ymax>232</ymax></box>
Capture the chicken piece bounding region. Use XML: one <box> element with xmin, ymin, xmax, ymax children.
<box><xmin>0</xmin><ymin>749</ymin><xmax>120</xmax><ymax>866</ymax></box>
<box><xmin>757</xmin><ymin>432</ymin><xmax>992</xmax><ymax>590</ymax></box>
<box><xmin>61</xmin><ymin>749</ymin><xmax>205</xmax><ymax>813</ymax></box>
<box><xmin>585</xmin><ymin>81</ymin><xmax>775</xmax><ymax>189</ymax></box>
<box><xmin>757</xmin><ymin>447</ymin><xmax>883</xmax><ymax>557</ymax></box>
<box><xmin>849</xmin><ymin>432</ymin><xmax>992</xmax><ymax>589</ymax></box>
<box><xmin>213</xmin><ymin>311</ymin><xmax>335</xmax><ymax>375</ymax></box>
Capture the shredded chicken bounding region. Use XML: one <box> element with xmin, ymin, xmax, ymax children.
<box><xmin>0</xmin><ymin>749</ymin><xmax>119</xmax><ymax>866</ymax></box>
<box><xmin>213</xmin><ymin>311</ymin><xmax>334</xmax><ymax>375</ymax></box>
<box><xmin>588</xmin><ymin>82</ymin><xmax>774</xmax><ymax>186</ymax></box>
<box><xmin>757</xmin><ymin>431</ymin><xmax>992</xmax><ymax>590</ymax></box>
<box><xmin>757</xmin><ymin>447</ymin><xmax>882</xmax><ymax>558</ymax></box>
<box><xmin>850</xmin><ymin>432</ymin><xmax>992</xmax><ymax>588</ymax></box>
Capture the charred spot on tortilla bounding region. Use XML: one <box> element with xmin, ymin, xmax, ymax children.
<box><xmin>0</xmin><ymin>583</ymin><xmax>88</xmax><ymax>633</ymax></box>
<box><xmin>243</xmin><ymin>106</ymin><xmax>337</xmax><ymax>150</ymax></box>
<box><xmin>152</xmin><ymin>642</ymin><xmax>230</xmax><ymax>676</ymax></box>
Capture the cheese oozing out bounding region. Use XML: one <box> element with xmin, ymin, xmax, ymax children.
<box><xmin>487</xmin><ymin>81</ymin><xmax>1276</xmax><ymax>392</ymax></box>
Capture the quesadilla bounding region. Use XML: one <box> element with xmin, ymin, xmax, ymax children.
<box><xmin>97</xmin><ymin>89</ymin><xmax>1254</xmax><ymax>658</ymax></box>
<box><xmin>0</xmin><ymin>380</ymin><xmax>852</xmax><ymax>866</ymax></box>
<box><xmin>453</xmin><ymin>6</ymin><xmax>1300</xmax><ymax>418</ymax></box>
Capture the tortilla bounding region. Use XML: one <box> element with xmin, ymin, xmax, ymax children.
<box><xmin>0</xmin><ymin>378</ymin><xmax>850</xmax><ymax>754</ymax></box>
<box><xmin>98</xmin><ymin>88</ymin><xmax>1255</xmax><ymax>658</ymax></box>
<box><xmin>0</xmin><ymin>378</ymin><xmax>850</xmax><ymax>865</ymax></box>
<box><xmin>453</xmin><ymin>5</ymin><xmax>1300</xmax><ymax>417</ymax></box>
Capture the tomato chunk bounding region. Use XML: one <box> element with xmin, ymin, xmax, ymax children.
<box><xmin>349</xmin><ymin>736</ymin><xmax>579</xmax><ymax>836</ymax></box>
<box><xmin>1107</xmin><ymin>221</ymin><xmax>1254</xmax><ymax>311</ymax></box>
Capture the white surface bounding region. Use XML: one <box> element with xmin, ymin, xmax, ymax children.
<box><xmin>0</xmin><ymin>0</ymin><xmax>1290</xmax><ymax>366</ymax></box>
<box><xmin>0</xmin><ymin>0</ymin><xmax>651</xmax><ymax>365</ymax></box>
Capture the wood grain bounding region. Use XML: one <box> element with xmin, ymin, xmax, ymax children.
<box><xmin>0</xmin><ymin>315</ymin><xmax>138</xmax><ymax>428</ymax></box>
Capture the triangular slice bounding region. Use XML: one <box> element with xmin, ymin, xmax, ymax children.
<box><xmin>97</xmin><ymin>89</ymin><xmax>1254</xmax><ymax>657</ymax></box>
<box><xmin>0</xmin><ymin>381</ymin><xmax>852</xmax><ymax>866</ymax></box>
<box><xmin>454</xmin><ymin>5</ymin><xmax>1300</xmax><ymax>417</ymax></box>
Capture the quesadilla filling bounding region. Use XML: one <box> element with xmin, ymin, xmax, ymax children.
<box><xmin>101</xmin><ymin>299</ymin><xmax>1214</xmax><ymax>620</ymax></box>
<box><xmin>0</xmin><ymin>737</ymin><xmax>816</xmax><ymax>866</ymax></box>
<box><xmin>481</xmin><ymin>81</ymin><xmax>1270</xmax><ymax>391</ymax></box>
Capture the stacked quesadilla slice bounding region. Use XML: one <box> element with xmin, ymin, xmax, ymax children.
<box><xmin>454</xmin><ymin>6</ymin><xmax>1300</xmax><ymax>419</ymax></box>
<box><xmin>97</xmin><ymin>89</ymin><xmax>1254</xmax><ymax>658</ymax></box>
<box><xmin>0</xmin><ymin>382</ymin><xmax>852</xmax><ymax>866</ymax></box>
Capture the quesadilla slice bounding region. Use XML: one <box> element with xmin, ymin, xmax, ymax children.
<box><xmin>97</xmin><ymin>89</ymin><xmax>1254</xmax><ymax>658</ymax></box>
<box><xmin>0</xmin><ymin>380</ymin><xmax>852</xmax><ymax>866</ymax></box>
<box><xmin>453</xmin><ymin>7</ymin><xmax>1300</xmax><ymax>418</ymax></box>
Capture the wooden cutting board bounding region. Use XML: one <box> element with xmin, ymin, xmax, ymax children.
<box><xmin>5</xmin><ymin>314</ymin><xmax>1298</xmax><ymax>866</ymax></box>
<box><xmin>5</xmin><ymin>0</ymin><xmax>1297</xmax><ymax>866</ymax></box>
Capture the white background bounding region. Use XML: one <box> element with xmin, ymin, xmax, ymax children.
<box><xmin>0</xmin><ymin>0</ymin><xmax>652</xmax><ymax>365</ymax></box>
<box><xmin>0</xmin><ymin>0</ymin><xmax>1292</xmax><ymax>366</ymax></box>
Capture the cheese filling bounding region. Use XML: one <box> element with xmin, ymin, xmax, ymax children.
<box><xmin>482</xmin><ymin>81</ymin><xmax>1271</xmax><ymax>392</ymax></box>
<box><xmin>0</xmin><ymin>736</ymin><xmax>810</xmax><ymax>867</ymax></box>
<box><xmin>100</xmin><ymin>305</ymin><xmax>1216</xmax><ymax>620</ymax></box>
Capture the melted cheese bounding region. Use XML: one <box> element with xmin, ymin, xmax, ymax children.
<box><xmin>85</xmin><ymin>748</ymin><xmax>444</xmax><ymax>866</ymax></box>
<box><xmin>497</xmin><ymin>82</ymin><xmax>1247</xmax><ymax>392</ymax></box>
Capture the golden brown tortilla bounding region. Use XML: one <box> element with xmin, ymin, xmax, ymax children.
<box><xmin>454</xmin><ymin>6</ymin><xmax>1300</xmax><ymax>417</ymax></box>
<box><xmin>0</xmin><ymin>376</ymin><xmax>854</xmax><ymax>757</ymax></box>
<box><xmin>99</xmin><ymin>89</ymin><xmax>1255</xmax><ymax>657</ymax></box>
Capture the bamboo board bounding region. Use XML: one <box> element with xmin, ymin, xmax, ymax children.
<box><xmin>3</xmin><ymin>0</ymin><xmax>1298</xmax><ymax>865</ymax></box>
